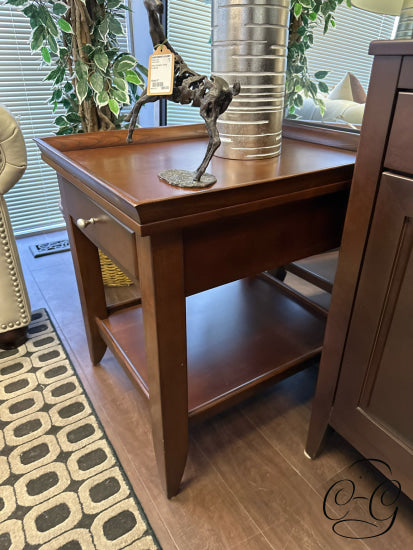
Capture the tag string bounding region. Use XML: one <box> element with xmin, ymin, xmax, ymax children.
<box><xmin>154</xmin><ymin>39</ymin><xmax>169</xmax><ymax>51</ymax></box>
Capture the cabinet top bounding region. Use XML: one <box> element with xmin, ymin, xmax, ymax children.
<box><xmin>370</xmin><ymin>39</ymin><xmax>413</xmax><ymax>56</ymax></box>
<box><xmin>36</xmin><ymin>124</ymin><xmax>355</xmax><ymax>227</ymax></box>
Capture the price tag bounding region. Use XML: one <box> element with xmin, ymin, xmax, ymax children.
<box><xmin>148</xmin><ymin>45</ymin><xmax>175</xmax><ymax>96</ymax></box>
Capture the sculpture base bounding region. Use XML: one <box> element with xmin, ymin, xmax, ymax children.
<box><xmin>158</xmin><ymin>169</ymin><xmax>216</xmax><ymax>189</ymax></box>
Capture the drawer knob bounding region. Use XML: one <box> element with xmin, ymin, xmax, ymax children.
<box><xmin>76</xmin><ymin>217</ymin><xmax>98</xmax><ymax>229</ymax></box>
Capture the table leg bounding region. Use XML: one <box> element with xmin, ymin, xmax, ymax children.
<box><xmin>65</xmin><ymin>215</ymin><xmax>107</xmax><ymax>365</ymax></box>
<box><xmin>137</xmin><ymin>232</ymin><xmax>188</xmax><ymax>498</ymax></box>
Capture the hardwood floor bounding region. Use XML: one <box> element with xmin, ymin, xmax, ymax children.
<box><xmin>15</xmin><ymin>230</ymin><xmax>413</xmax><ymax>550</ymax></box>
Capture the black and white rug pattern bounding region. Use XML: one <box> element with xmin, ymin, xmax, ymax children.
<box><xmin>0</xmin><ymin>309</ymin><xmax>160</xmax><ymax>549</ymax></box>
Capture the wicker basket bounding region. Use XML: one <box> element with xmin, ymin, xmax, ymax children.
<box><xmin>98</xmin><ymin>250</ymin><xmax>132</xmax><ymax>287</ymax></box>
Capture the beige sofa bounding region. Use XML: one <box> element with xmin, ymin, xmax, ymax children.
<box><xmin>0</xmin><ymin>106</ymin><xmax>31</xmax><ymax>349</ymax></box>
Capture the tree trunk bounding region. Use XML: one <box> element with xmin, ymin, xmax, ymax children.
<box><xmin>68</xmin><ymin>0</ymin><xmax>116</xmax><ymax>132</ymax></box>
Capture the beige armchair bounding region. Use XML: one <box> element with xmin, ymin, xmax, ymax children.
<box><xmin>0</xmin><ymin>106</ymin><xmax>31</xmax><ymax>349</ymax></box>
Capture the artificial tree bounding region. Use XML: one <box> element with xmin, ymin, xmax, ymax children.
<box><xmin>286</xmin><ymin>0</ymin><xmax>352</xmax><ymax>117</ymax></box>
<box><xmin>6</xmin><ymin>0</ymin><xmax>147</xmax><ymax>134</ymax></box>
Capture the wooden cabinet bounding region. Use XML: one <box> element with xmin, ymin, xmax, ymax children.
<box><xmin>306</xmin><ymin>41</ymin><xmax>413</xmax><ymax>500</ymax></box>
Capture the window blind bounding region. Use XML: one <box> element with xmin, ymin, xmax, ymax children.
<box><xmin>306</xmin><ymin>4</ymin><xmax>396</xmax><ymax>93</ymax></box>
<box><xmin>167</xmin><ymin>0</ymin><xmax>211</xmax><ymax>125</ymax></box>
<box><xmin>0</xmin><ymin>4</ymin><xmax>131</xmax><ymax>236</ymax></box>
<box><xmin>0</xmin><ymin>4</ymin><xmax>67</xmax><ymax>236</ymax></box>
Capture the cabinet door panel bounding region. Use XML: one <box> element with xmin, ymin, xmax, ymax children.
<box><xmin>331</xmin><ymin>172</ymin><xmax>413</xmax><ymax>498</ymax></box>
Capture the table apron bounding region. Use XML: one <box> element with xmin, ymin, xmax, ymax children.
<box><xmin>183</xmin><ymin>190</ymin><xmax>349</xmax><ymax>296</ymax></box>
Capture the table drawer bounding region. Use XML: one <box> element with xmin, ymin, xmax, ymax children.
<box><xmin>385</xmin><ymin>92</ymin><xmax>413</xmax><ymax>175</ymax></box>
<box><xmin>63</xmin><ymin>182</ymin><xmax>138</xmax><ymax>279</ymax></box>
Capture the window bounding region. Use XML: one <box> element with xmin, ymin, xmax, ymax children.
<box><xmin>306</xmin><ymin>5</ymin><xmax>396</xmax><ymax>93</ymax></box>
<box><xmin>166</xmin><ymin>2</ymin><xmax>395</xmax><ymax>130</ymax></box>
<box><xmin>0</xmin><ymin>3</ymin><xmax>132</xmax><ymax>236</ymax></box>
<box><xmin>301</xmin><ymin>4</ymin><xmax>396</xmax><ymax>128</ymax></box>
<box><xmin>0</xmin><ymin>4</ymin><xmax>65</xmax><ymax>236</ymax></box>
<box><xmin>166</xmin><ymin>0</ymin><xmax>211</xmax><ymax>125</ymax></box>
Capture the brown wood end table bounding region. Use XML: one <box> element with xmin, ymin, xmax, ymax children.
<box><xmin>36</xmin><ymin>124</ymin><xmax>355</xmax><ymax>497</ymax></box>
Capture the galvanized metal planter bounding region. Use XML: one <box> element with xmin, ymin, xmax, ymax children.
<box><xmin>212</xmin><ymin>0</ymin><xmax>290</xmax><ymax>160</ymax></box>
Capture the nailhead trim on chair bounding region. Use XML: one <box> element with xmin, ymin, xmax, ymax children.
<box><xmin>0</xmin><ymin>208</ymin><xmax>29</xmax><ymax>330</ymax></box>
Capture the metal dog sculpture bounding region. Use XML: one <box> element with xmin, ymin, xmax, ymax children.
<box><xmin>126</xmin><ymin>0</ymin><xmax>240</xmax><ymax>187</ymax></box>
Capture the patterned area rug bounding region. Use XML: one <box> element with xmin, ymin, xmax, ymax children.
<box><xmin>0</xmin><ymin>309</ymin><xmax>160</xmax><ymax>549</ymax></box>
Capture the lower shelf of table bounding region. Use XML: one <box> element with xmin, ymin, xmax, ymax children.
<box><xmin>97</xmin><ymin>277</ymin><xmax>326</xmax><ymax>420</ymax></box>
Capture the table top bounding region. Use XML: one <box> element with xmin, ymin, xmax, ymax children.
<box><xmin>36</xmin><ymin>124</ymin><xmax>355</xmax><ymax>226</ymax></box>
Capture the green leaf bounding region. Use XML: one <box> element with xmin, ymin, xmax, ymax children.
<box><xmin>314</xmin><ymin>70</ymin><xmax>328</xmax><ymax>80</ymax></box>
<box><xmin>94</xmin><ymin>51</ymin><xmax>109</xmax><ymax>72</ymax></box>
<box><xmin>76</xmin><ymin>79</ymin><xmax>88</xmax><ymax>103</ymax></box>
<box><xmin>54</xmin><ymin>67</ymin><xmax>66</xmax><ymax>84</ymax></box>
<box><xmin>323</xmin><ymin>13</ymin><xmax>331</xmax><ymax>34</ymax></box>
<box><xmin>136</xmin><ymin>62</ymin><xmax>148</xmax><ymax>78</ymax></box>
<box><xmin>5</xmin><ymin>0</ymin><xmax>28</xmax><ymax>6</ymax></box>
<box><xmin>44</xmin><ymin>66</ymin><xmax>61</xmax><ymax>81</ymax></box>
<box><xmin>318</xmin><ymin>81</ymin><xmax>329</xmax><ymax>93</ymax></box>
<box><xmin>286</xmin><ymin>79</ymin><xmax>294</xmax><ymax>93</ymax></box>
<box><xmin>294</xmin><ymin>94</ymin><xmax>303</xmax><ymax>108</ymax></box>
<box><xmin>40</xmin><ymin>7</ymin><xmax>59</xmax><ymax>36</ymax></box>
<box><xmin>31</xmin><ymin>26</ymin><xmax>46</xmax><ymax>51</ymax></box>
<box><xmin>106</xmin><ymin>49</ymin><xmax>119</xmax><ymax>61</ymax></box>
<box><xmin>48</xmin><ymin>34</ymin><xmax>58</xmax><ymax>54</ymax></box>
<box><xmin>56</xmin><ymin>126</ymin><xmax>72</xmax><ymax>135</ymax></box>
<box><xmin>96</xmin><ymin>90</ymin><xmax>109</xmax><ymax>106</ymax></box>
<box><xmin>108</xmin><ymin>98</ymin><xmax>120</xmax><ymax>116</ymax></box>
<box><xmin>51</xmin><ymin>88</ymin><xmax>63</xmax><ymax>101</ymax></box>
<box><xmin>54</xmin><ymin>115</ymin><xmax>67</xmax><ymax>126</ymax></box>
<box><xmin>321</xmin><ymin>2</ymin><xmax>331</xmax><ymax>16</ymax></box>
<box><xmin>59</xmin><ymin>47</ymin><xmax>69</xmax><ymax>59</ymax></box>
<box><xmin>82</xmin><ymin>45</ymin><xmax>94</xmax><ymax>57</ymax></box>
<box><xmin>57</xmin><ymin>18</ymin><xmax>72</xmax><ymax>33</ymax></box>
<box><xmin>309</xmin><ymin>12</ymin><xmax>317</xmax><ymax>21</ymax></box>
<box><xmin>23</xmin><ymin>5</ymin><xmax>36</xmax><ymax>17</ymax></box>
<box><xmin>112</xmin><ymin>89</ymin><xmax>129</xmax><ymax>103</ymax></box>
<box><xmin>319</xmin><ymin>102</ymin><xmax>326</xmax><ymax>116</ymax></box>
<box><xmin>53</xmin><ymin>2</ymin><xmax>68</xmax><ymax>15</ymax></box>
<box><xmin>292</xmin><ymin>64</ymin><xmax>304</xmax><ymax>74</ymax></box>
<box><xmin>107</xmin><ymin>0</ymin><xmax>123</xmax><ymax>8</ymax></box>
<box><xmin>38</xmin><ymin>6</ymin><xmax>49</xmax><ymax>25</ymax></box>
<box><xmin>119</xmin><ymin>54</ymin><xmax>137</xmax><ymax>65</ymax></box>
<box><xmin>300</xmin><ymin>0</ymin><xmax>312</xmax><ymax>7</ymax></box>
<box><xmin>29</xmin><ymin>15</ymin><xmax>42</xmax><ymax>29</ymax></box>
<box><xmin>66</xmin><ymin>112</ymin><xmax>82</xmax><ymax>123</ymax></box>
<box><xmin>294</xmin><ymin>3</ymin><xmax>302</xmax><ymax>18</ymax></box>
<box><xmin>41</xmin><ymin>46</ymin><xmax>51</xmax><ymax>64</ymax></box>
<box><xmin>75</xmin><ymin>60</ymin><xmax>88</xmax><ymax>81</ymax></box>
<box><xmin>113</xmin><ymin>76</ymin><xmax>128</xmax><ymax>92</ymax></box>
<box><xmin>89</xmin><ymin>72</ymin><xmax>104</xmax><ymax>92</ymax></box>
<box><xmin>108</xmin><ymin>15</ymin><xmax>124</xmax><ymax>35</ymax></box>
<box><xmin>309</xmin><ymin>81</ymin><xmax>318</xmax><ymax>97</ymax></box>
<box><xmin>98</xmin><ymin>17</ymin><xmax>109</xmax><ymax>40</ymax></box>
<box><xmin>125</xmin><ymin>70</ymin><xmax>143</xmax><ymax>85</ymax></box>
<box><xmin>117</xmin><ymin>59</ymin><xmax>136</xmax><ymax>72</ymax></box>
<box><xmin>64</xmin><ymin>81</ymin><xmax>73</xmax><ymax>93</ymax></box>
